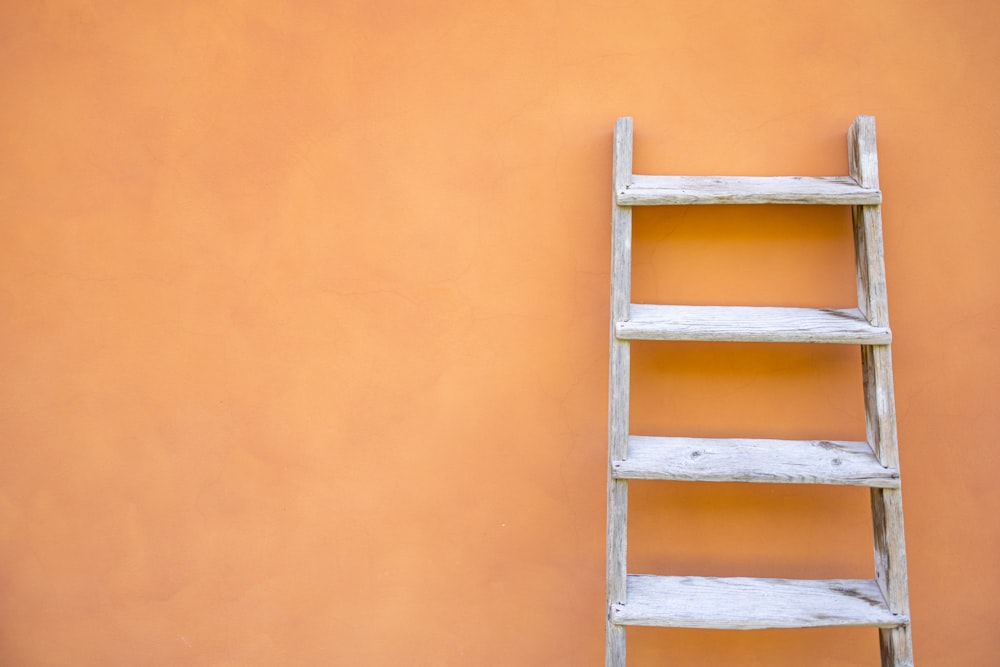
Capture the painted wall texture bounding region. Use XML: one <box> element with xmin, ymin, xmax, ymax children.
<box><xmin>2</xmin><ymin>2</ymin><xmax>998</xmax><ymax>665</ymax></box>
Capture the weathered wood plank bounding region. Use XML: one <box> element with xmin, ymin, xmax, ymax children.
<box><xmin>606</xmin><ymin>116</ymin><xmax>633</xmax><ymax>667</ymax></box>
<box><xmin>614</xmin><ymin>436</ymin><xmax>899</xmax><ymax>487</ymax></box>
<box><xmin>617</xmin><ymin>175</ymin><xmax>881</xmax><ymax>206</ymax></box>
<box><xmin>872</xmin><ymin>487</ymin><xmax>913</xmax><ymax>665</ymax></box>
<box><xmin>849</xmin><ymin>114</ymin><xmax>914</xmax><ymax>666</ymax></box>
<box><xmin>603</xmin><ymin>115</ymin><xmax>913</xmax><ymax>666</ymax></box>
<box><xmin>613</xmin><ymin>575</ymin><xmax>907</xmax><ymax>629</ymax></box>
<box><xmin>616</xmin><ymin>304</ymin><xmax>890</xmax><ymax>344</ymax></box>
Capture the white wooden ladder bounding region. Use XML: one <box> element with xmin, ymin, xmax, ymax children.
<box><xmin>606</xmin><ymin>116</ymin><xmax>913</xmax><ymax>666</ymax></box>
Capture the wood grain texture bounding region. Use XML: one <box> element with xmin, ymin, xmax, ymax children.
<box><xmin>618</xmin><ymin>174</ymin><xmax>881</xmax><ymax>206</ymax></box>
<box><xmin>614</xmin><ymin>436</ymin><xmax>899</xmax><ymax>487</ymax></box>
<box><xmin>605</xmin><ymin>480</ymin><xmax>627</xmax><ymax>667</ymax></box>
<box><xmin>606</xmin><ymin>117</ymin><xmax>633</xmax><ymax>667</ymax></box>
<box><xmin>616</xmin><ymin>304</ymin><xmax>891</xmax><ymax>344</ymax></box>
<box><xmin>872</xmin><ymin>488</ymin><xmax>913</xmax><ymax>665</ymax></box>
<box><xmin>604</xmin><ymin>115</ymin><xmax>912</xmax><ymax>666</ymax></box>
<box><xmin>850</xmin><ymin>116</ymin><xmax>888</xmax><ymax>325</ymax></box>
<box><xmin>612</xmin><ymin>575</ymin><xmax>907</xmax><ymax>629</ymax></box>
<box><xmin>849</xmin><ymin>116</ymin><xmax>880</xmax><ymax>190</ymax></box>
<box><xmin>849</xmin><ymin>115</ymin><xmax>914</xmax><ymax>666</ymax></box>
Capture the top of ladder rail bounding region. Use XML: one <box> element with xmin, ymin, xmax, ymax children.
<box><xmin>613</xmin><ymin>115</ymin><xmax>882</xmax><ymax>206</ymax></box>
<box><xmin>616</xmin><ymin>174</ymin><xmax>881</xmax><ymax>206</ymax></box>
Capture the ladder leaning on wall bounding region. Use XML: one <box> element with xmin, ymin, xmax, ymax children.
<box><xmin>606</xmin><ymin>115</ymin><xmax>913</xmax><ymax>666</ymax></box>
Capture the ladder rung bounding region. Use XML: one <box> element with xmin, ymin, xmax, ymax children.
<box><xmin>612</xmin><ymin>575</ymin><xmax>907</xmax><ymax>629</ymax></box>
<box><xmin>614</xmin><ymin>436</ymin><xmax>899</xmax><ymax>488</ymax></box>
<box><xmin>616</xmin><ymin>304</ymin><xmax>891</xmax><ymax>344</ymax></box>
<box><xmin>617</xmin><ymin>175</ymin><xmax>882</xmax><ymax>206</ymax></box>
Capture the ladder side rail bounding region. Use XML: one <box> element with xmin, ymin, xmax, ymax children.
<box><xmin>849</xmin><ymin>115</ymin><xmax>914</xmax><ymax>667</ymax></box>
<box><xmin>607</xmin><ymin>116</ymin><xmax>633</xmax><ymax>667</ymax></box>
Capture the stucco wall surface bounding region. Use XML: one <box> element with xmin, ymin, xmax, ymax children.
<box><xmin>2</xmin><ymin>2</ymin><xmax>998</xmax><ymax>665</ymax></box>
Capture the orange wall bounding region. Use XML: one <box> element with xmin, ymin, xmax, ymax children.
<box><xmin>2</xmin><ymin>2</ymin><xmax>998</xmax><ymax>665</ymax></box>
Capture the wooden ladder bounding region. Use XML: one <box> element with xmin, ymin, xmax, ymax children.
<box><xmin>606</xmin><ymin>116</ymin><xmax>913</xmax><ymax>666</ymax></box>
